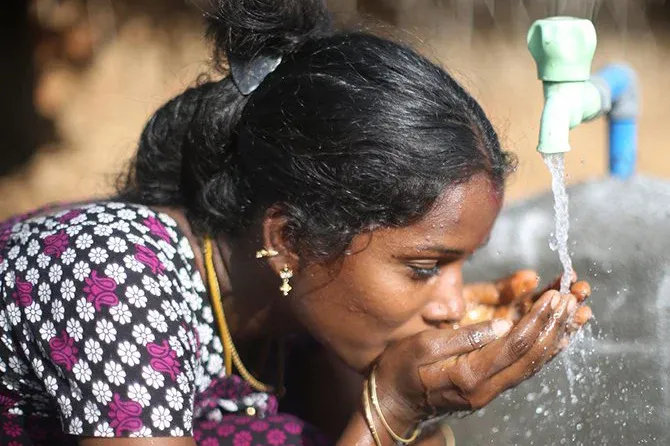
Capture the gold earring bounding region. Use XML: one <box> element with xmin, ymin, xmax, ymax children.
<box><xmin>256</xmin><ymin>248</ymin><xmax>279</xmax><ymax>258</ymax></box>
<box><xmin>279</xmin><ymin>265</ymin><xmax>293</xmax><ymax>296</ymax></box>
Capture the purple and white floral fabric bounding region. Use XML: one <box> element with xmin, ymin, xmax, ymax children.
<box><xmin>0</xmin><ymin>202</ymin><xmax>329</xmax><ymax>445</ymax></box>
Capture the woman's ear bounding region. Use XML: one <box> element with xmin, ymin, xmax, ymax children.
<box><xmin>260</xmin><ymin>206</ymin><xmax>299</xmax><ymax>276</ymax></box>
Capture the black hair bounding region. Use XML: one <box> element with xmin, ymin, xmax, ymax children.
<box><xmin>119</xmin><ymin>0</ymin><xmax>516</xmax><ymax>262</ymax></box>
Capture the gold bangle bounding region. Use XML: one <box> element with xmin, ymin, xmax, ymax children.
<box><xmin>369</xmin><ymin>366</ymin><xmax>421</xmax><ymax>444</ymax></box>
<box><xmin>439</xmin><ymin>422</ymin><xmax>456</xmax><ymax>446</ymax></box>
<box><xmin>362</xmin><ymin>378</ymin><xmax>383</xmax><ymax>446</ymax></box>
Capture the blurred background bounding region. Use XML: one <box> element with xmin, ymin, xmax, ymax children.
<box><xmin>2</xmin><ymin>0</ymin><xmax>669</xmax><ymax>220</ymax></box>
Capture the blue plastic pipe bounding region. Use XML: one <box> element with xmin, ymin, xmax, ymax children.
<box><xmin>592</xmin><ymin>64</ymin><xmax>639</xmax><ymax>179</ymax></box>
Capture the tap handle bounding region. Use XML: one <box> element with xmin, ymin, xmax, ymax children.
<box><xmin>527</xmin><ymin>17</ymin><xmax>597</xmax><ymax>82</ymax></box>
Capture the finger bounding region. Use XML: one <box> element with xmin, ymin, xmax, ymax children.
<box><xmin>416</xmin><ymin>320</ymin><xmax>513</xmax><ymax>391</ymax></box>
<box><xmin>468</xmin><ymin>295</ymin><xmax>573</xmax><ymax>408</ymax></box>
<box><xmin>568</xmin><ymin>305</ymin><xmax>592</xmax><ymax>332</ymax></box>
<box><xmin>463</xmin><ymin>283</ymin><xmax>499</xmax><ymax>305</ymax></box>
<box><xmin>496</xmin><ymin>270</ymin><xmax>539</xmax><ymax>304</ymax></box>
<box><xmin>535</xmin><ymin>271</ymin><xmax>578</xmax><ymax>300</ymax></box>
<box><xmin>570</xmin><ymin>281</ymin><xmax>591</xmax><ymax>302</ymax></box>
<box><xmin>459</xmin><ymin>304</ymin><xmax>497</xmax><ymax>326</ymax></box>
<box><xmin>464</xmin><ymin>290</ymin><xmax>558</xmax><ymax>380</ymax></box>
<box><xmin>417</xmin><ymin>319</ymin><xmax>513</xmax><ymax>363</ymax></box>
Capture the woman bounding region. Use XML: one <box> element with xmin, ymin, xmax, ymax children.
<box><xmin>0</xmin><ymin>1</ymin><xmax>592</xmax><ymax>445</ymax></box>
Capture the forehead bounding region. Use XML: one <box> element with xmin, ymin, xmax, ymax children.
<box><xmin>355</xmin><ymin>175</ymin><xmax>502</xmax><ymax>253</ymax></box>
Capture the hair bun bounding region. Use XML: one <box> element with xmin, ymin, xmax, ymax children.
<box><xmin>205</xmin><ymin>0</ymin><xmax>332</xmax><ymax>69</ymax></box>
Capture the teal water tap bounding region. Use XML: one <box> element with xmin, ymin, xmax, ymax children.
<box><xmin>527</xmin><ymin>17</ymin><xmax>608</xmax><ymax>154</ymax></box>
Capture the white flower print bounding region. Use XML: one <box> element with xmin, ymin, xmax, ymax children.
<box><xmin>93</xmin><ymin>224</ymin><xmax>113</xmax><ymax>237</ymax></box>
<box><xmin>191</xmin><ymin>274</ymin><xmax>206</xmax><ymax>293</ymax></box>
<box><xmin>38</xmin><ymin>282</ymin><xmax>51</xmax><ymax>303</ymax></box>
<box><xmin>9</xmin><ymin>356</ymin><xmax>28</xmax><ymax>375</ymax></box>
<box><xmin>27</xmin><ymin>239</ymin><xmax>40</xmax><ymax>256</ymax></box>
<box><xmin>206</xmin><ymin>355</ymin><xmax>224</xmax><ymax>376</ymax></box>
<box><xmin>104</xmin><ymin>263</ymin><xmax>127</xmax><ymax>284</ymax></box>
<box><xmin>158</xmin><ymin>274</ymin><xmax>173</xmax><ymax>293</ymax></box>
<box><xmin>36</xmin><ymin>252</ymin><xmax>51</xmax><ymax>268</ymax></box>
<box><xmin>85</xmin><ymin>338</ymin><xmax>103</xmax><ymax>363</ymax></box>
<box><xmin>61</xmin><ymin>248</ymin><xmax>76</xmax><ymax>264</ymax></box>
<box><xmin>65</xmin><ymin>225</ymin><xmax>82</xmax><ymax>236</ymax></box>
<box><xmin>168</xmin><ymin>337</ymin><xmax>184</xmax><ymax>357</ymax></box>
<box><xmin>98</xmin><ymin>213</ymin><xmax>115</xmax><ymax>224</ymax></box>
<box><xmin>71</xmin><ymin>213</ymin><xmax>88</xmax><ymax>224</ymax></box>
<box><xmin>84</xmin><ymin>400</ymin><xmax>101</xmax><ymax>424</ymax></box>
<box><xmin>130</xmin><ymin>426</ymin><xmax>152</xmax><ymax>437</ymax></box>
<box><xmin>73</xmin><ymin>261</ymin><xmax>91</xmax><ymax>281</ymax></box>
<box><xmin>117</xmin><ymin>341</ymin><xmax>141</xmax><ymax>366</ymax></box>
<box><xmin>69</xmin><ymin>417</ymin><xmax>84</xmax><ymax>435</ymax></box>
<box><xmin>60</xmin><ymin>279</ymin><xmax>76</xmax><ymax>301</ymax></box>
<box><xmin>127</xmin><ymin>383</ymin><xmax>151</xmax><ymax>407</ymax></box>
<box><xmin>92</xmin><ymin>380</ymin><xmax>113</xmax><ymax>404</ymax></box>
<box><xmin>6</xmin><ymin>303</ymin><xmax>20</xmax><ymax>326</ymax></box>
<box><xmin>87</xmin><ymin>205</ymin><xmax>105</xmax><ymax>213</ymax></box>
<box><xmin>25</xmin><ymin>303</ymin><xmax>43</xmax><ymax>324</ymax></box>
<box><xmin>142</xmin><ymin>276</ymin><xmax>161</xmax><ymax>296</ymax></box>
<box><xmin>132</xmin><ymin>221</ymin><xmax>150</xmax><ymax>234</ymax></box>
<box><xmin>147</xmin><ymin>309</ymin><xmax>168</xmax><ymax>332</ymax></box>
<box><xmin>4</xmin><ymin>270</ymin><xmax>15</xmax><ymax>288</ymax></box>
<box><xmin>15</xmin><ymin>256</ymin><xmax>28</xmax><ymax>272</ymax></box>
<box><xmin>124</xmin><ymin>255</ymin><xmax>145</xmax><ymax>273</ymax></box>
<box><xmin>126</xmin><ymin>286</ymin><xmax>147</xmax><ymax>310</ymax></box>
<box><xmin>104</xmin><ymin>361</ymin><xmax>126</xmax><ymax>386</ymax></box>
<box><xmin>201</xmin><ymin>306</ymin><xmax>213</xmax><ymax>323</ymax></box>
<box><xmin>151</xmin><ymin>406</ymin><xmax>172</xmax><ymax>431</ymax></box>
<box><xmin>158</xmin><ymin>213</ymin><xmax>177</xmax><ymax>227</ymax></box>
<box><xmin>72</xmin><ymin>360</ymin><xmax>92</xmax><ymax>383</ymax></box>
<box><xmin>112</xmin><ymin>220</ymin><xmax>131</xmax><ymax>234</ymax></box>
<box><xmin>7</xmin><ymin>245</ymin><xmax>20</xmax><ymax>260</ymax></box>
<box><xmin>196</xmin><ymin>323</ymin><xmax>213</xmax><ymax>346</ymax></box>
<box><xmin>165</xmin><ymin>387</ymin><xmax>184</xmax><ymax>411</ymax></box>
<box><xmin>76</xmin><ymin>298</ymin><xmax>95</xmax><ymax>322</ymax></box>
<box><xmin>142</xmin><ymin>365</ymin><xmax>165</xmax><ymax>389</ymax></box>
<box><xmin>32</xmin><ymin>357</ymin><xmax>45</xmax><ymax>378</ymax></box>
<box><xmin>40</xmin><ymin>320</ymin><xmax>56</xmax><ymax>341</ymax></box>
<box><xmin>58</xmin><ymin>394</ymin><xmax>72</xmax><ymax>418</ymax></box>
<box><xmin>25</xmin><ymin>267</ymin><xmax>39</xmax><ymax>284</ymax></box>
<box><xmin>94</xmin><ymin>421</ymin><xmax>114</xmax><ymax>437</ymax></box>
<box><xmin>44</xmin><ymin>375</ymin><xmax>58</xmax><ymax>396</ymax></box>
<box><xmin>132</xmin><ymin>323</ymin><xmax>154</xmax><ymax>345</ymax></box>
<box><xmin>48</xmin><ymin>263</ymin><xmax>62</xmax><ymax>283</ymax></box>
<box><xmin>89</xmin><ymin>247</ymin><xmax>109</xmax><ymax>264</ymax></box>
<box><xmin>182</xmin><ymin>409</ymin><xmax>193</xmax><ymax>431</ymax></box>
<box><xmin>118</xmin><ymin>209</ymin><xmax>137</xmax><ymax>220</ymax></box>
<box><xmin>96</xmin><ymin>319</ymin><xmax>117</xmax><ymax>343</ymax></box>
<box><xmin>107</xmin><ymin>236</ymin><xmax>128</xmax><ymax>253</ymax></box>
<box><xmin>76</xmin><ymin>233</ymin><xmax>94</xmax><ymax>250</ymax></box>
<box><xmin>110</xmin><ymin>303</ymin><xmax>132</xmax><ymax>325</ymax></box>
<box><xmin>170</xmin><ymin>427</ymin><xmax>185</xmax><ymax>437</ymax></box>
<box><xmin>66</xmin><ymin>318</ymin><xmax>84</xmax><ymax>341</ymax></box>
<box><xmin>51</xmin><ymin>300</ymin><xmax>65</xmax><ymax>323</ymax></box>
<box><xmin>107</xmin><ymin>202</ymin><xmax>125</xmax><ymax>209</ymax></box>
<box><xmin>177</xmin><ymin>373</ymin><xmax>190</xmax><ymax>394</ymax></box>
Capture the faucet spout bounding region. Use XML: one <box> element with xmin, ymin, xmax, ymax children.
<box><xmin>536</xmin><ymin>81</ymin><xmax>604</xmax><ymax>154</ymax></box>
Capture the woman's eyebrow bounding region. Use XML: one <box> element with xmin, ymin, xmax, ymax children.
<box><xmin>415</xmin><ymin>245</ymin><xmax>466</xmax><ymax>256</ymax></box>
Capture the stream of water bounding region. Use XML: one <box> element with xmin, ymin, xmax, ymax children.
<box><xmin>543</xmin><ymin>153</ymin><xmax>574</xmax><ymax>294</ymax></box>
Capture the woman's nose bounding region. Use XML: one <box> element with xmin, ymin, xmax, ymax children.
<box><xmin>422</xmin><ymin>271</ymin><xmax>466</xmax><ymax>326</ymax></box>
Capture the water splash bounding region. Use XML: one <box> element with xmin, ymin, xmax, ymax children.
<box><xmin>543</xmin><ymin>153</ymin><xmax>574</xmax><ymax>294</ymax></box>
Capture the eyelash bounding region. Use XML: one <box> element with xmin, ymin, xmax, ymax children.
<box><xmin>409</xmin><ymin>265</ymin><xmax>441</xmax><ymax>280</ymax></box>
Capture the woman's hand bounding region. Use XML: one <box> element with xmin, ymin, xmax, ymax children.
<box><xmin>369</xmin><ymin>288</ymin><xmax>589</xmax><ymax>440</ymax></box>
<box><xmin>461</xmin><ymin>270</ymin><xmax>592</xmax><ymax>330</ymax></box>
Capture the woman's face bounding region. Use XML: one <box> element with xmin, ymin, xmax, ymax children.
<box><xmin>289</xmin><ymin>174</ymin><xmax>504</xmax><ymax>372</ymax></box>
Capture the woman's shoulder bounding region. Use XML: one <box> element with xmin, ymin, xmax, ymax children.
<box><xmin>0</xmin><ymin>200</ymin><xmax>196</xmax><ymax>265</ymax></box>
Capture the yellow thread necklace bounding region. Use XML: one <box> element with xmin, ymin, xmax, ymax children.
<box><xmin>203</xmin><ymin>237</ymin><xmax>284</xmax><ymax>395</ymax></box>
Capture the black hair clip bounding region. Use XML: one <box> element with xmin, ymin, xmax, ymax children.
<box><xmin>228</xmin><ymin>52</ymin><xmax>283</xmax><ymax>96</ymax></box>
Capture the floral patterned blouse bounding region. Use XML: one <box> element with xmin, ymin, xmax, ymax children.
<box><xmin>0</xmin><ymin>201</ymin><xmax>329</xmax><ymax>445</ymax></box>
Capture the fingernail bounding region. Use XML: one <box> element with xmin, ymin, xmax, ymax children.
<box><xmin>492</xmin><ymin>319</ymin><xmax>512</xmax><ymax>337</ymax></box>
<box><xmin>550</xmin><ymin>292</ymin><xmax>561</xmax><ymax>310</ymax></box>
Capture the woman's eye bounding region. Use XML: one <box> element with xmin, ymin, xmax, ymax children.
<box><xmin>409</xmin><ymin>264</ymin><xmax>440</xmax><ymax>280</ymax></box>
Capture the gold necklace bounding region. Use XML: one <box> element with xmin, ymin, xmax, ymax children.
<box><xmin>203</xmin><ymin>237</ymin><xmax>284</xmax><ymax>395</ymax></box>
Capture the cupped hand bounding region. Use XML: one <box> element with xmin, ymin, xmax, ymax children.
<box><xmin>370</xmin><ymin>288</ymin><xmax>589</xmax><ymax>433</ymax></box>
